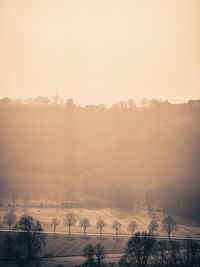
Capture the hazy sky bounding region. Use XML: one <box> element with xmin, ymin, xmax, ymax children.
<box><xmin>0</xmin><ymin>0</ymin><xmax>199</xmax><ymax>105</ymax></box>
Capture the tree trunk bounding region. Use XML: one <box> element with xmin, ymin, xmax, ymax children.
<box><xmin>69</xmin><ymin>225</ymin><xmax>70</xmax><ymax>236</ymax></box>
<box><xmin>161</xmin><ymin>252</ymin><xmax>164</xmax><ymax>267</ymax></box>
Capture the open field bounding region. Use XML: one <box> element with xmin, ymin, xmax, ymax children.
<box><xmin>0</xmin><ymin>206</ymin><xmax>200</xmax><ymax>266</ymax></box>
<box><xmin>0</xmin><ymin>206</ymin><xmax>200</xmax><ymax>238</ymax></box>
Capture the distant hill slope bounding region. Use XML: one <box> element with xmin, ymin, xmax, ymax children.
<box><xmin>0</xmin><ymin>103</ymin><xmax>200</xmax><ymax>219</ymax></box>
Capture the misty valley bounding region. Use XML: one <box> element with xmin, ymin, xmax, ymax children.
<box><xmin>0</xmin><ymin>100</ymin><xmax>200</xmax><ymax>266</ymax></box>
<box><xmin>0</xmin><ymin>101</ymin><xmax>200</xmax><ymax>218</ymax></box>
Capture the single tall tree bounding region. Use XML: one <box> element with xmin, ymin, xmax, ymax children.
<box><xmin>127</xmin><ymin>221</ymin><xmax>138</xmax><ymax>237</ymax></box>
<box><xmin>112</xmin><ymin>220</ymin><xmax>122</xmax><ymax>237</ymax></box>
<box><xmin>119</xmin><ymin>232</ymin><xmax>155</xmax><ymax>267</ymax></box>
<box><xmin>83</xmin><ymin>244</ymin><xmax>95</xmax><ymax>267</ymax></box>
<box><xmin>83</xmin><ymin>243</ymin><xmax>106</xmax><ymax>267</ymax></box>
<box><xmin>51</xmin><ymin>217</ymin><xmax>60</xmax><ymax>237</ymax></box>
<box><xmin>15</xmin><ymin>214</ymin><xmax>46</xmax><ymax>260</ymax></box>
<box><xmin>96</xmin><ymin>219</ymin><xmax>107</xmax><ymax>238</ymax></box>
<box><xmin>63</xmin><ymin>213</ymin><xmax>76</xmax><ymax>236</ymax></box>
<box><xmin>95</xmin><ymin>243</ymin><xmax>106</xmax><ymax>267</ymax></box>
<box><xmin>3</xmin><ymin>212</ymin><xmax>17</xmax><ymax>231</ymax></box>
<box><xmin>162</xmin><ymin>216</ymin><xmax>178</xmax><ymax>239</ymax></box>
<box><xmin>79</xmin><ymin>218</ymin><xmax>91</xmax><ymax>236</ymax></box>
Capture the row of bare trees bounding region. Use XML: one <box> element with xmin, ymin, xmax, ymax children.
<box><xmin>1</xmin><ymin>212</ymin><xmax>199</xmax><ymax>267</ymax></box>
<box><xmin>2</xmin><ymin>96</ymin><xmax>200</xmax><ymax>109</ymax></box>
<box><xmin>0</xmin><ymin>211</ymin><xmax>178</xmax><ymax>240</ymax></box>
<box><xmin>51</xmin><ymin>215</ymin><xmax>107</xmax><ymax>237</ymax></box>
<box><xmin>0</xmin><ymin>95</ymin><xmax>173</xmax><ymax>109</ymax></box>
<box><xmin>50</xmin><ymin>213</ymin><xmax>178</xmax><ymax>239</ymax></box>
<box><xmin>1</xmin><ymin>211</ymin><xmax>178</xmax><ymax>239</ymax></box>
<box><xmin>0</xmin><ymin>96</ymin><xmax>74</xmax><ymax>106</ymax></box>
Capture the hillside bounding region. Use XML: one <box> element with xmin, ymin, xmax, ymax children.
<box><xmin>0</xmin><ymin>102</ymin><xmax>200</xmax><ymax>219</ymax></box>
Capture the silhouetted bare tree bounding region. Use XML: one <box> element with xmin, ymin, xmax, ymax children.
<box><xmin>112</xmin><ymin>220</ymin><xmax>122</xmax><ymax>237</ymax></box>
<box><xmin>95</xmin><ymin>243</ymin><xmax>106</xmax><ymax>267</ymax></box>
<box><xmin>3</xmin><ymin>212</ymin><xmax>17</xmax><ymax>231</ymax></box>
<box><xmin>96</xmin><ymin>219</ymin><xmax>107</xmax><ymax>238</ymax></box>
<box><xmin>83</xmin><ymin>243</ymin><xmax>95</xmax><ymax>267</ymax></box>
<box><xmin>51</xmin><ymin>217</ymin><xmax>60</xmax><ymax>237</ymax></box>
<box><xmin>162</xmin><ymin>216</ymin><xmax>178</xmax><ymax>239</ymax></box>
<box><xmin>15</xmin><ymin>214</ymin><xmax>46</xmax><ymax>260</ymax></box>
<box><xmin>63</xmin><ymin>213</ymin><xmax>77</xmax><ymax>236</ymax></box>
<box><xmin>119</xmin><ymin>232</ymin><xmax>155</xmax><ymax>267</ymax></box>
<box><xmin>127</xmin><ymin>221</ymin><xmax>138</xmax><ymax>237</ymax></box>
<box><xmin>3</xmin><ymin>214</ymin><xmax>46</xmax><ymax>266</ymax></box>
<box><xmin>79</xmin><ymin>217</ymin><xmax>91</xmax><ymax>236</ymax></box>
<box><xmin>83</xmin><ymin>243</ymin><xmax>106</xmax><ymax>267</ymax></box>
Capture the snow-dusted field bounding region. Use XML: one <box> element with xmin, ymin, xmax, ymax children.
<box><xmin>0</xmin><ymin>206</ymin><xmax>199</xmax><ymax>238</ymax></box>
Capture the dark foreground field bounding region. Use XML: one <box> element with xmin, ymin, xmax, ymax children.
<box><xmin>0</xmin><ymin>232</ymin><xmax>200</xmax><ymax>267</ymax></box>
<box><xmin>0</xmin><ymin>254</ymin><xmax>122</xmax><ymax>267</ymax></box>
<box><xmin>0</xmin><ymin>232</ymin><xmax>127</xmax><ymax>266</ymax></box>
<box><xmin>0</xmin><ymin>231</ymin><xmax>128</xmax><ymax>256</ymax></box>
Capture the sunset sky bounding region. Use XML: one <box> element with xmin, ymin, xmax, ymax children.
<box><xmin>0</xmin><ymin>0</ymin><xmax>199</xmax><ymax>105</ymax></box>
